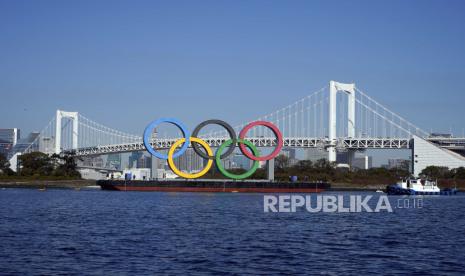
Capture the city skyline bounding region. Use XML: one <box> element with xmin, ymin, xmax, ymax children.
<box><xmin>2</xmin><ymin>3</ymin><xmax>464</xmax><ymax>275</ymax></box>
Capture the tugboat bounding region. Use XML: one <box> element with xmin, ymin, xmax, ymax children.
<box><xmin>386</xmin><ymin>178</ymin><xmax>458</xmax><ymax>195</ymax></box>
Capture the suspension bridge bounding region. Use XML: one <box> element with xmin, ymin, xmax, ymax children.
<box><xmin>11</xmin><ymin>81</ymin><xmax>465</xmax><ymax>177</ymax></box>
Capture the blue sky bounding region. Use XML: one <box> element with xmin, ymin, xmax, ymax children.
<box><xmin>1</xmin><ymin>0</ymin><xmax>465</xmax><ymax>139</ymax></box>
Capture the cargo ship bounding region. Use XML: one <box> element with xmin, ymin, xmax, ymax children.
<box><xmin>97</xmin><ymin>179</ymin><xmax>330</xmax><ymax>193</ymax></box>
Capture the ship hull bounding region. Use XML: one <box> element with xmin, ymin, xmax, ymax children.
<box><xmin>386</xmin><ymin>185</ymin><xmax>458</xmax><ymax>195</ymax></box>
<box><xmin>98</xmin><ymin>180</ymin><xmax>329</xmax><ymax>193</ymax></box>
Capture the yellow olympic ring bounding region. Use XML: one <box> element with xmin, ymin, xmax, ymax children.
<box><xmin>167</xmin><ymin>137</ymin><xmax>213</xmax><ymax>179</ymax></box>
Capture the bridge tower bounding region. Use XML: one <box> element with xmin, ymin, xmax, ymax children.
<box><xmin>328</xmin><ymin>81</ymin><xmax>356</xmax><ymax>162</ymax></box>
<box><xmin>55</xmin><ymin>110</ymin><xmax>79</xmax><ymax>154</ymax></box>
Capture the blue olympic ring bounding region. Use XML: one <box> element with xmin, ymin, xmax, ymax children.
<box><xmin>143</xmin><ymin>118</ymin><xmax>190</xmax><ymax>159</ymax></box>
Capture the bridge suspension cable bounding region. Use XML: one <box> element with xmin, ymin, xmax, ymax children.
<box><xmin>16</xmin><ymin>81</ymin><xmax>434</xmax><ymax>158</ymax></box>
<box><xmin>354</xmin><ymin>87</ymin><xmax>428</xmax><ymax>138</ymax></box>
<box><xmin>198</xmin><ymin>84</ymin><xmax>429</xmax><ymax>141</ymax></box>
<box><xmin>200</xmin><ymin>85</ymin><xmax>329</xmax><ymax>139</ymax></box>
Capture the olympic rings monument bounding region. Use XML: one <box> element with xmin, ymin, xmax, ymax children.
<box><xmin>98</xmin><ymin>117</ymin><xmax>330</xmax><ymax>192</ymax></box>
<box><xmin>143</xmin><ymin>118</ymin><xmax>283</xmax><ymax>180</ymax></box>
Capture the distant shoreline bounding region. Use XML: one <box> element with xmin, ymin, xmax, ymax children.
<box><xmin>0</xmin><ymin>180</ymin><xmax>97</xmax><ymax>189</ymax></box>
<box><xmin>0</xmin><ymin>180</ymin><xmax>460</xmax><ymax>192</ymax></box>
<box><xmin>0</xmin><ymin>179</ymin><xmax>386</xmax><ymax>191</ymax></box>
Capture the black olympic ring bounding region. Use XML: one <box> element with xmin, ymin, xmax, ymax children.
<box><xmin>191</xmin><ymin>119</ymin><xmax>237</xmax><ymax>160</ymax></box>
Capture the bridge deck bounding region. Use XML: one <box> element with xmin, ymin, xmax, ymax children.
<box><xmin>71</xmin><ymin>137</ymin><xmax>411</xmax><ymax>156</ymax></box>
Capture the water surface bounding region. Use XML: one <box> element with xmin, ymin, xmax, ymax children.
<box><xmin>0</xmin><ymin>188</ymin><xmax>464</xmax><ymax>275</ymax></box>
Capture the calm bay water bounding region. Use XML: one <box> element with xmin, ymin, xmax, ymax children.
<box><xmin>0</xmin><ymin>188</ymin><xmax>464</xmax><ymax>275</ymax></box>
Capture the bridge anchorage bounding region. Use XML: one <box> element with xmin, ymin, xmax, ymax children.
<box><xmin>12</xmin><ymin>80</ymin><xmax>465</xmax><ymax>177</ymax></box>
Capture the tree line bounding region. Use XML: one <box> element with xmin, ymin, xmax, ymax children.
<box><xmin>2</xmin><ymin>151</ymin><xmax>465</xmax><ymax>184</ymax></box>
<box><xmin>0</xmin><ymin>152</ymin><xmax>81</xmax><ymax>179</ymax></box>
<box><xmin>272</xmin><ymin>155</ymin><xmax>410</xmax><ymax>184</ymax></box>
<box><xmin>205</xmin><ymin>153</ymin><xmax>465</xmax><ymax>186</ymax></box>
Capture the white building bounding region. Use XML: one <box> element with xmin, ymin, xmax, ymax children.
<box><xmin>123</xmin><ymin>168</ymin><xmax>151</xmax><ymax>180</ymax></box>
<box><xmin>352</xmin><ymin>155</ymin><xmax>373</xmax><ymax>170</ymax></box>
<box><xmin>412</xmin><ymin>136</ymin><xmax>465</xmax><ymax>176</ymax></box>
<box><xmin>39</xmin><ymin>136</ymin><xmax>55</xmax><ymax>154</ymax></box>
<box><xmin>79</xmin><ymin>168</ymin><xmax>107</xmax><ymax>180</ymax></box>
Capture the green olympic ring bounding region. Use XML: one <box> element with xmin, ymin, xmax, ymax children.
<box><xmin>215</xmin><ymin>139</ymin><xmax>260</xmax><ymax>180</ymax></box>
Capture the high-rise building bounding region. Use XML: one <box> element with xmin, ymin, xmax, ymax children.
<box><xmin>388</xmin><ymin>159</ymin><xmax>410</xmax><ymax>170</ymax></box>
<box><xmin>173</xmin><ymin>148</ymin><xmax>203</xmax><ymax>172</ymax></box>
<box><xmin>305</xmin><ymin>148</ymin><xmax>328</xmax><ymax>162</ymax></box>
<box><xmin>280</xmin><ymin>148</ymin><xmax>299</xmax><ymax>167</ymax></box>
<box><xmin>336</xmin><ymin>152</ymin><xmax>350</xmax><ymax>164</ymax></box>
<box><xmin>129</xmin><ymin>152</ymin><xmax>143</xmax><ymax>168</ymax></box>
<box><xmin>39</xmin><ymin>136</ymin><xmax>55</xmax><ymax>155</ymax></box>
<box><xmin>0</xmin><ymin>128</ymin><xmax>20</xmax><ymax>144</ymax></box>
<box><xmin>231</xmin><ymin>153</ymin><xmax>252</xmax><ymax>169</ymax></box>
<box><xmin>106</xmin><ymin>154</ymin><xmax>122</xmax><ymax>170</ymax></box>
<box><xmin>137</xmin><ymin>155</ymin><xmax>151</xmax><ymax>169</ymax></box>
<box><xmin>9</xmin><ymin>132</ymin><xmax>40</xmax><ymax>158</ymax></box>
<box><xmin>282</xmin><ymin>148</ymin><xmax>296</xmax><ymax>159</ymax></box>
<box><xmin>0</xmin><ymin>128</ymin><xmax>20</xmax><ymax>157</ymax></box>
<box><xmin>128</xmin><ymin>152</ymin><xmax>152</xmax><ymax>169</ymax></box>
<box><xmin>352</xmin><ymin>155</ymin><xmax>373</xmax><ymax>170</ymax></box>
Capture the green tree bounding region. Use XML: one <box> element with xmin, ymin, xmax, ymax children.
<box><xmin>451</xmin><ymin>167</ymin><xmax>465</xmax><ymax>179</ymax></box>
<box><xmin>420</xmin><ymin>166</ymin><xmax>450</xmax><ymax>179</ymax></box>
<box><xmin>0</xmin><ymin>153</ymin><xmax>9</xmax><ymax>171</ymax></box>
<box><xmin>275</xmin><ymin>154</ymin><xmax>289</xmax><ymax>170</ymax></box>
<box><xmin>0</xmin><ymin>153</ymin><xmax>15</xmax><ymax>175</ymax></box>
<box><xmin>295</xmin><ymin>160</ymin><xmax>312</xmax><ymax>171</ymax></box>
<box><xmin>52</xmin><ymin>153</ymin><xmax>81</xmax><ymax>178</ymax></box>
<box><xmin>313</xmin><ymin>159</ymin><xmax>336</xmax><ymax>171</ymax></box>
<box><xmin>18</xmin><ymin>152</ymin><xmax>54</xmax><ymax>176</ymax></box>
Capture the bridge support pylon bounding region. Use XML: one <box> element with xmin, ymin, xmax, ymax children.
<box><xmin>328</xmin><ymin>81</ymin><xmax>356</xmax><ymax>162</ymax></box>
<box><xmin>266</xmin><ymin>158</ymin><xmax>275</xmax><ymax>181</ymax></box>
<box><xmin>55</xmin><ymin>110</ymin><xmax>79</xmax><ymax>154</ymax></box>
<box><xmin>151</xmin><ymin>156</ymin><xmax>159</xmax><ymax>179</ymax></box>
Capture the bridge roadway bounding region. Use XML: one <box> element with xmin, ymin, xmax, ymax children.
<box><xmin>426</xmin><ymin>137</ymin><xmax>465</xmax><ymax>152</ymax></box>
<box><xmin>76</xmin><ymin>165</ymin><xmax>122</xmax><ymax>172</ymax></box>
<box><xmin>71</xmin><ymin>137</ymin><xmax>411</xmax><ymax>156</ymax></box>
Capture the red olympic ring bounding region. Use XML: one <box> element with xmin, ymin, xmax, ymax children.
<box><xmin>239</xmin><ymin>121</ymin><xmax>283</xmax><ymax>161</ymax></box>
